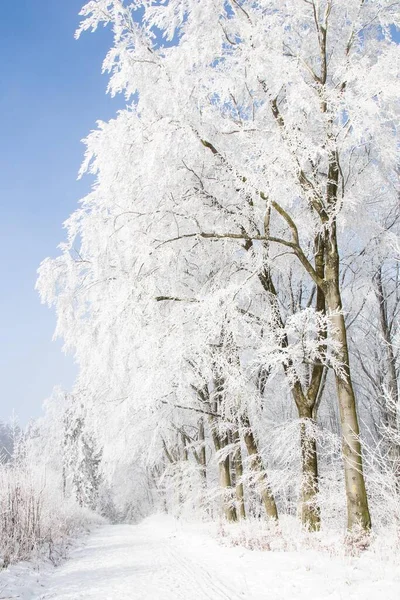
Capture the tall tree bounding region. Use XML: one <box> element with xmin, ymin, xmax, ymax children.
<box><xmin>37</xmin><ymin>0</ymin><xmax>399</xmax><ymax>533</ymax></box>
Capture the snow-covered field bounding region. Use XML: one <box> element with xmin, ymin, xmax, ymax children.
<box><xmin>1</xmin><ymin>515</ymin><xmax>399</xmax><ymax>600</ymax></box>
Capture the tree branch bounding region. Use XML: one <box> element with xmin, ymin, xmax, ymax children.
<box><xmin>160</xmin><ymin>399</ymin><xmax>222</xmax><ymax>419</ymax></box>
<box><xmin>155</xmin><ymin>296</ymin><xmax>199</xmax><ymax>303</ymax></box>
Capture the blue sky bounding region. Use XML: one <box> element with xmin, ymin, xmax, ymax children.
<box><xmin>0</xmin><ymin>1</ymin><xmax>123</xmax><ymax>423</ymax></box>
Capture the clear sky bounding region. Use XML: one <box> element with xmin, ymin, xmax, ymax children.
<box><xmin>0</xmin><ymin>1</ymin><xmax>123</xmax><ymax>423</ymax></box>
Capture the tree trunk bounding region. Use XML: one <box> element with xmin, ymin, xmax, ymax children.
<box><xmin>210</xmin><ymin>421</ymin><xmax>237</xmax><ymax>522</ymax></box>
<box><xmin>218</xmin><ymin>449</ymin><xmax>238</xmax><ymax>522</ymax></box>
<box><xmin>325</xmin><ymin>228</ymin><xmax>371</xmax><ymax>531</ymax></box>
<box><xmin>292</xmin><ymin>234</ymin><xmax>324</xmax><ymax>531</ymax></box>
<box><xmin>375</xmin><ymin>266</ymin><xmax>400</xmax><ymax>487</ymax></box>
<box><xmin>232</xmin><ymin>429</ymin><xmax>246</xmax><ymax>520</ymax></box>
<box><xmin>297</xmin><ymin>402</ymin><xmax>320</xmax><ymax>531</ymax></box>
<box><xmin>196</xmin><ymin>418</ymin><xmax>211</xmax><ymax>516</ymax></box>
<box><xmin>242</xmin><ymin>416</ymin><xmax>278</xmax><ymax>520</ymax></box>
<box><xmin>198</xmin><ymin>418</ymin><xmax>207</xmax><ymax>488</ymax></box>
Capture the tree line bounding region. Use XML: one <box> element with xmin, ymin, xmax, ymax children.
<box><xmin>35</xmin><ymin>0</ymin><xmax>399</xmax><ymax>538</ymax></box>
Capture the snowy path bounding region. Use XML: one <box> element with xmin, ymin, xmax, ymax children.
<box><xmin>38</xmin><ymin>520</ymin><xmax>245</xmax><ymax>600</ymax></box>
<box><xmin>4</xmin><ymin>515</ymin><xmax>399</xmax><ymax>600</ymax></box>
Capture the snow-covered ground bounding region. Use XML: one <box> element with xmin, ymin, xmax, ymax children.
<box><xmin>1</xmin><ymin>515</ymin><xmax>399</xmax><ymax>599</ymax></box>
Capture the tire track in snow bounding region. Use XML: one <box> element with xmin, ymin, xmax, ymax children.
<box><xmin>162</xmin><ymin>537</ymin><xmax>246</xmax><ymax>600</ymax></box>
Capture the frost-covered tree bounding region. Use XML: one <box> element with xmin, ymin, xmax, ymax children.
<box><xmin>37</xmin><ymin>0</ymin><xmax>399</xmax><ymax>534</ymax></box>
<box><xmin>0</xmin><ymin>420</ymin><xmax>19</xmax><ymax>463</ymax></box>
<box><xmin>64</xmin><ymin>402</ymin><xmax>102</xmax><ymax>510</ymax></box>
